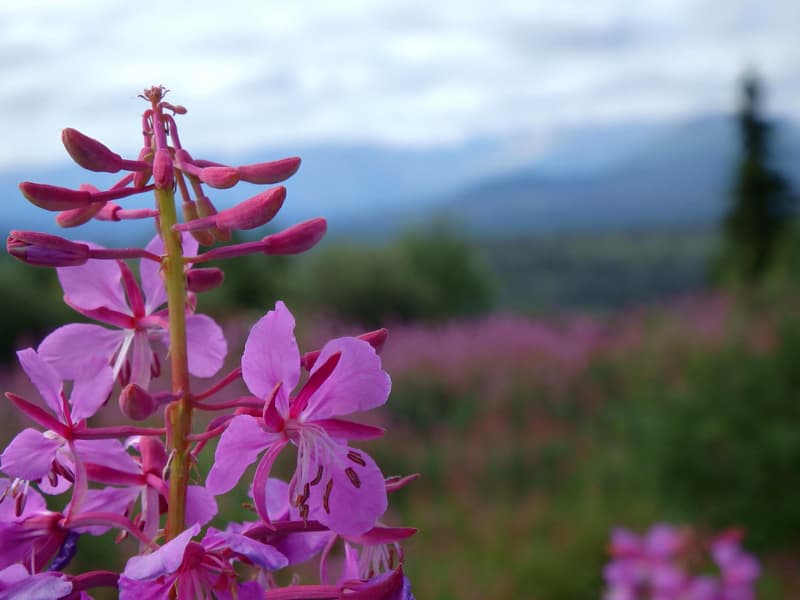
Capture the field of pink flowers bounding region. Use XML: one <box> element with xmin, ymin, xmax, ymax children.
<box><xmin>1</xmin><ymin>290</ymin><xmax>797</xmax><ymax>599</ymax></box>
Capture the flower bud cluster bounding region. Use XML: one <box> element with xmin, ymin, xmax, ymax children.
<box><xmin>1</xmin><ymin>86</ymin><xmax>416</xmax><ymax>599</ymax></box>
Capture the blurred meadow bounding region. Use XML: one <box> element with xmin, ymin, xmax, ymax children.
<box><xmin>2</xmin><ymin>1</ymin><xmax>800</xmax><ymax>598</ymax></box>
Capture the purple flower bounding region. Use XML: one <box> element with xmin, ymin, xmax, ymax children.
<box><xmin>38</xmin><ymin>233</ymin><xmax>226</xmax><ymax>388</ymax></box>
<box><xmin>0</xmin><ymin>348</ymin><xmax>130</xmax><ymax>497</ymax></box>
<box><xmin>207</xmin><ymin>301</ymin><xmax>390</xmax><ymax>536</ymax></box>
<box><xmin>85</xmin><ymin>438</ymin><xmax>217</xmax><ymax>543</ymax></box>
<box><xmin>118</xmin><ymin>523</ymin><xmax>286</xmax><ymax>600</ymax></box>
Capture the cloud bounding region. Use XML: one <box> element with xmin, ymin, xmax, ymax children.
<box><xmin>0</xmin><ymin>0</ymin><xmax>797</xmax><ymax>168</ymax></box>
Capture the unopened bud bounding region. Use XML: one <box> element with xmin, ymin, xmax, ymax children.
<box><xmin>152</xmin><ymin>148</ymin><xmax>174</xmax><ymax>190</ymax></box>
<box><xmin>237</xmin><ymin>157</ymin><xmax>301</xmax><ymax>184</ymax></box>
<box><xmin>215</xmin><ymin>186</ymin><xmax>286</xmax><ymax>231</ymax></box>
<box><xmin>62</xmin><ymin>128</ymin><xmax>123</xmax><ymax>173</ymax></box>
<box><xmin>133</xmin><ymin>147</ymin><xmax>153</xmax><ymax>188</ymax></box>
<box><xmin>7</xmin><ymin>231</ymin><xmax>90</xmax><ymax>267</ymax></box>
<box><xmin>186</xmin><ymin>268</ymin><xmax>224</xmax><ymax>293</ymax></box>
<box><xmin>19</xmin><ymin>182</ymin><xmax>92</xmax><ymax>211</ymax></box>
<box><xmin>196</xmin><ymin>195</ymin><xmax>230</xmax><ymax>242</ymax></box>
<box><xmin>119</xmin><ymin>383</ymin><xmax>173</xmax><ymax>421</ymax></box>
<box><xmin>56</xmin><ymin>203</ymin><xmax>105</xmax><ymax>228</ymax></box>
<box><xmin>262</xmin><ymin>217</ymin><xmax>327</xmax><ymax>255</ymax></box>
<box><xmin>199</xmin><ymin>166</ymin><xmax>240</xmax><ymax>189</ymax></box>
<box><xmin>56</xmin><ymin>184</ymin><xmax>106</xmax><ymax>227</ymax></box>
<box><xmin>183</xmin><ymin>201</ymin><xmax>214</xmax><ymax>246</ymax></box>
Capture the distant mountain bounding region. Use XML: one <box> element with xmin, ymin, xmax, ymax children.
<box><xmin>1</xmin><ymin>113</ymin><xmax>798</xmax><ymax>243</ymax></box>
<box><xmin>431</xmin><ymin>114</ymin><xmax>800</xmax><ymax>236</ymax></box>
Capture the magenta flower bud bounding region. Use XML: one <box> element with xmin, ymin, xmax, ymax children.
<box><xmin>56</xmin><ymin>185</ymin><xmax>105</xmax><ymax>227</ymax></box>
<box><xmin>196</xmin><ymin>194</ymin><xmax>231</xmax><ymax>242</ymax></box>
<box><xmin>199</xmin><ymin>166</ymin><xmax>239</xmax><ymax>189</ymax></box>
<box><xmin>133</xmin><ymin>147</ymin><xmax>153</xmax><ymax>188</ymax></box>
<box><xmin>215</xmin><ymin>186</ymin><xmax>286</xmax><ymax>231</ymax></box>
<box><xmin>119</xmin><ymin>383</ymin><xmax>173</xmax><ymax>421</ymax></box>
<box><xmin>7</xmin><ymin>231</ymin><xmax>90</xmax><ymax>267</ymax></box>
<box><xmin>183</xmin><ymin>201</ymin><xmax>214</xmax><ymax>246</ymax></box>
<box><xmin>186</xmin><ymin>268</ymin><xmax>224</xmax><ymax>292</ymax></box>
<box><xmin>19</xmin><ymin>181</ymin><xmax>92</xmax><ymax>211</ymax></box>
<box><xmin>119</xmin><ymin>383</ymin><xmax>156</xmax><ymax>420</ymax></box>
<box><xmin>61</xmin><ymin>128</ymin><xmax>123</xmax><ymax>173</ymax></box>
<box><xmin>262</xmin><ymin>217</ymin><xmax>327</xmax><ymax>255</ymax></box>
<box><xmin>237</xmin><ymin>157</ymin><xmax>301</xmax><ymax>184</ymax></box>
<box><xmin>153</xmin><ymin>148</ymin><xmax>174</xmax><ymax>189</ymax></box>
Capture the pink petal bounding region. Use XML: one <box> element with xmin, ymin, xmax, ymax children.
<box><xmin>139</xmin><ymin>238</ymin><xmax>164</xmax><ymax>314</ymax></box>
<box><xmin>123</xmin><ymin>523</ymin><xmax>200</xmax><ymax>580</ymax></box>
<box><xmin>303</xmin><ymin>443</ymin><xmax>387</xmax><ymax>537</ymax></box>
<box><xmin>315</xmin><ymin>419</ymin><xmax>386</xmax><ymax>440</ymax></box>
<box><xmin>69</xmin><ymin>362</ymin><xmax>114</xmax><ymax>421</ymax></box>
<box><xmin>0</xmin><ymin>477</ymin><xmax>46</xmax><ymax>520</ymax></box>
<box><xmin>118</xmin><ymin>576</ymin><xmax>174</xmax><ymax>600</ymax></box>
<box><xmin>73</xmin><ymin>486</ymin><xmax>140</xmax><ymax>535</ymax></box>
<box><xmin>303</xmin><ymin>337</ymin><xmax>391</xmax><ymax>421</ymax></box>
<box><xmin>130</xmin><ymin>330</ymin><xmax>154</xmax><ymax>388</ymax></box>
<box><xmin>264</xmin><ymin>477</ymin><xmax>290</xmax><ymax>520</ymax></box>
<box><xmin>206</xmin><ymin>415</ymin><xmax>276</xmax><ymax>495</ymax></box>
<box><xmin>140</xmin><ymin>235</ymin><xmax>167</xmax><ymax>314</ymax></box>
<box><xmin>203</xmin><ymin>527</ymin><xmax>288</xmax><ymax>570</ymax></box>
<box><xmin>185</xmin><ymin>314</ymin><xmax>227</xmax><ymax>378</ymax></box>
<box><xmin>140</xmin><ymin>233</ymin><xmax>198</xmax><ymax>314</ymax></box>
<box><xmin>57</xmin><ymin>252</ymin><xmax>130</xmax><ymax>314</ymax></box>
<box><xmin>1</xmin><ymin>428</ymin><xmax>62</xmax><ymax>480</ymax></box>
<box><xmin>73</xmin><ymin>439</ymin><xmax>139</xmax><ymax>474</ymax></box>
<box><xmin>16</xmin><ymin>348</ymin><xmax>64</xmax><ymax>418</ymax></box>
<box><xmin>0</xmin><ymin>566</ymin><xmax>72</xmax><ymax>599</ymax></box>
<box><xmin>242</xmin><ymin>302</ymin><xmax>300</xmax><ymax>411</ymax></box>
<box><xmin>39</xmin><ymin>324</ymin><xmax>127</xmax><ymax>381</ymax></box>
<box><xmin>185</xmin><ymin>486</ymin><xmax>218</xmax><ymax>527</ymax></box>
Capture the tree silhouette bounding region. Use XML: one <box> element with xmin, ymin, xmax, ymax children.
<box><xmin>718</xmin><ymin>72</ymin><xmax>792</xmax><ymax>283</ymax></box>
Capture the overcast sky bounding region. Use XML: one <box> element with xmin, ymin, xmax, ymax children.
<box><xmin>1</xmin><ymin>0</ymin><xmax>798</xmax><ymax>169</ymax></box>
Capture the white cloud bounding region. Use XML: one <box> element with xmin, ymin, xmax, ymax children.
<box><xmin>0</xmin><ymin>0</ymin><xmax>797</xmax><ymax>168</ymax></box>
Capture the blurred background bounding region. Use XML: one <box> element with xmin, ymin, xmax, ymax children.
<box><xmin>1</xmin><ymin>1</ymin><xmax>800</xmax><ymax>598</ymax></box>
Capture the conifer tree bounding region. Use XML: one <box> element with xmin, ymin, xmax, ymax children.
<box><xmin>719</xmin><ymin>72</ymin><xmax>791</xmax><ymax>282</ymax></box>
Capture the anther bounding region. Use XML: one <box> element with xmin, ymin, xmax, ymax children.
<box><xmin>323</xmin><ymin>478</ymin><xmax>333</xmax><ymax>514</ymax></box>
<box><xmin>345</xmin><ymin>467</ymin><xmax>362</xmax><ymax>489</ymax></box>
<box><xmin>14</xmin><ymin>492</ymin><xmax>25</xmax><ymax>517</ymax></box>
<box><xmin>347</xmin><ymin>451</ymin><xmax>366</xmax><ymax>467</ymax></box>
<box><xmin>309</xmin><ymin>465</ymin><xmax>324</xmax><ymax>486</ymax></box>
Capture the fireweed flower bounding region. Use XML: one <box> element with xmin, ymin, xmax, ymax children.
<box><xmin>118</xmin><ymin>523</ymin><xmax>286</xmax><ymax>600</ymax></box>
<box><xmin>0</xmin><ymin>348</ymin><xmax>134</xmax><ymax>498</ymax></box>
<box><xmin>39</xmin><ymin>232</ymin><xmax>226</xmax><ymax>388</ymax></box>
<box><xmin>207</xmin><ymin>301</ymin><xmax>391</xmax><ymax>536</ymax></box>
<box><xmin>86</xmin><ymin>437</ymin><xmax>217</xmax><ymax>543</ymax></box>
<box><xmin>3</xmin><ymin>86</ymin><xmax>416</xmax><ymax>597</ymax></box>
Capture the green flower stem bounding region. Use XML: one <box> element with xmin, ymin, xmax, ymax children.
<box><xmin>155</xmin><ymin>186</ymin><xmax>193</xmax><ymax>541</ymax></box>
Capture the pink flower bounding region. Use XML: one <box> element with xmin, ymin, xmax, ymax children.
<box><xmin>0</xmin><ymin>348</ymin><xmax>133</xmax><ymax>497</ymax></box>
<box><xmin>206</xmin><ymin>301</ymin><xmax>391</xmax><ymax>536</ymax></box>
<box><xmin>118</xmin><ymin>523</ymin><xmax>285</xmax><ymax>600</ymax></box>
<box><xmin>38</xmin><ymin>233</ymin><xmax>226</xmax><ymax>388</ymax></box>
<box><xmin>86</xmin><ymin>438</ymin><xmax>217</xmax><ymax>543</ymax></box>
